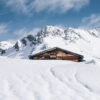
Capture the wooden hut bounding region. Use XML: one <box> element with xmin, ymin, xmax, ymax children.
<box><xmin>29</xmin><ymin>47</ymin><xmax>84</xmax><ymax>62</ymax></box>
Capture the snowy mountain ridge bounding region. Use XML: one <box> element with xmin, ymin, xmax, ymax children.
<box><xmin>0</xmin><ymin>26</ymin><xmax>100</xmax><ymax>61</ymax></box>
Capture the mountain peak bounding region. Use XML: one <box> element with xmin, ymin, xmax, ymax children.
<box><xmin>0</xmin><ymin>26</ymin><xmax>100</xmax><ymax>60</ymax></box>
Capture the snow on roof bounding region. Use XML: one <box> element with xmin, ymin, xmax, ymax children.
<box><xmin>29</xmin><ymin>47</ymin><xmax>83</xmax><ymax>58</ymax></box>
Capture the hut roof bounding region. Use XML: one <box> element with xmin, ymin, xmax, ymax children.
<box><xmin>29</xmin><ymin>47</ymin><xmax>83</xmax><ymax>58</ymax></box>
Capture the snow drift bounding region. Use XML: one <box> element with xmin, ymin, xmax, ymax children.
<box><xmin>0</xmin><ymin>57</ymin><xmax>100</xmax><ymax>100</ymax></box>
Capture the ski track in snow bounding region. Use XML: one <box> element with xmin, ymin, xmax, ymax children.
<box><xmin>49</xmin><ymin>65</ymin><xmax>100</xmax><ymax>100</ymax></box>
<box><xmin>0</xmin><ymin>57</ymin><xmax>100</xmax><ymax>100</ymax></box>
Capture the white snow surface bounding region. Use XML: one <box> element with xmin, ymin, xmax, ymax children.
<box><xmin>0</xmin><ymin>41</ymin><xmax>14</xmax><ymax>50</ymax></box>
<box><xmin>0</xmin><ymin>56</ymin><xmax>100</xmax><ymax>100</ymax></box>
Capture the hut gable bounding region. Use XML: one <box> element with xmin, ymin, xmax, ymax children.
<box><xmin>29</xmin><ymin>47</ymin><xmax>84</xmax><ymax>62</ymax></box>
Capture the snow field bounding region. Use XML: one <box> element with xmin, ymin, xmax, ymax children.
<box><xmin>0</xmin><ymin>57</ymin><xmax>100</xmax><ymax>100</ymax></box>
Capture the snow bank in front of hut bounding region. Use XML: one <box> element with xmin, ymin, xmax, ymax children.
<box><xmin>0</xmin><ymin>56</ymin><xmax>100</xmax><ymax>100</ymax></box>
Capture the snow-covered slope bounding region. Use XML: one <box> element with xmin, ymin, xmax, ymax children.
<box><xmin>1</xmin><ymin>26</ymin><xmax>100</xmax><ymax>61</ymax></box>
<box><xmin>0</xmin><ymin>41</ymin><xmax>14</xmax><ymax>55</ymax></box>
<box><xmin>0</xmin><ymin>41</ymin><xmax>14</xmax><ymax>50</ymax></box>
<box><xmin>0</xmin><ymin>56</ymin><xmax>100</xmax><ymax>100</ymax></box>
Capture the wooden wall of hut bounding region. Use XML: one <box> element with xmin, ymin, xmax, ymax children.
<box><xmin>33</xmin><ymin>50</ymin><xmax>79</xmax><ymax>62</ymax></box>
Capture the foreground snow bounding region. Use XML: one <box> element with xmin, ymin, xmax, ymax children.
<box><xmin>0</xmin><ymin>57</ymin><xmax>100</xmax><ymax>100</ymax></box>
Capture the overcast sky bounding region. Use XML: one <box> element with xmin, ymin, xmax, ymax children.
<box><xmin>0</xmin><ymin>0</ymin><xmax>100</xmax><ymax>41</ymax></box>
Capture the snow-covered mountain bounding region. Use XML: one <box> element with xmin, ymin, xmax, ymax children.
<box><xmin>0</xmin><ymin>41</ymin><xmax>14</xmax><ymax>55</ymax></box>
<box><xmin>0</xmin><ymin>26</ymin><xmax>100</xmax><ymax>61</ymax></box>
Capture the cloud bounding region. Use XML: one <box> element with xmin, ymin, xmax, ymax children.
<box><xmin>5</xmin><ymin>0</ymin><xmax>29</xmax><ymax>14</ymax></box>
<box><xmin>32</xmin><ymin>0</ymin><xmax>89</xmax><ymax>13</ymax></box>
<box><xmin>0</xmin><ymin>24</ymin><xmax>8</xmax><ymax>35</ymax></box>
<box><xmin>14</xmin><ymin>27</ymin><xmax>40</xmax><ymax>37</ymax></box>
<box><xmin>29</xmin><ymin>28</ymin><xmax>41</xmax><ymax>36</ymax></box>
<box><xmin>80</xmin><ymin>14</ymin><xmax>100</xmax><ymax>29</ymax></box>
<box><xmin>14</xmin><ymin>28</ymin><xmax>28</xmax><ymax>36</ymax></box>
<box><xmin>4</xmin><ymin>0</ymin><xmax>90</xmax><ymax>14</ymax></box>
